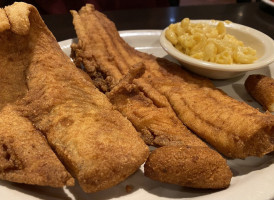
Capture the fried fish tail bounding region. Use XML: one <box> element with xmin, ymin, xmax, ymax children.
<box><xmin>245</xmin><ymin>74</ymin><xmax>274</xmax><ymax>112</ymax></box>
<box><xmin>0</xmin><ymin>105</ymin><xmax>74</xmax><ymax>187</ymax></box>
<box><xmin>145</xmin><ymin>146</ymin><xmax>232</xmax><ymax>189</ymax></box>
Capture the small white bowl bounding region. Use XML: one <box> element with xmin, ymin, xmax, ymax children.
<box><xmin>160</xmin><ymin>20</ymin><xmax>274</xmax><ymax>79</ymax></box>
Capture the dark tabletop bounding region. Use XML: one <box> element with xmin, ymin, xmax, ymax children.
<box><xmin>41</xmin><ymin>2</ymin><xmax>274</xmax><ymax>42</ymax></box>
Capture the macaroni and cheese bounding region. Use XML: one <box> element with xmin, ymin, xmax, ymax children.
<box><xmin>165</xmin><ymin>18</ymin><xmax>257</xmax><ymax>64</ymax></box>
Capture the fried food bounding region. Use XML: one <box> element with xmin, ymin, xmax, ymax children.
<box><xmin>0</xmin><ymin>5</ymin><xmax>74</xmax><ymax>188</ymax></box>
<box><xmin>245</xmin><ymin>74</ymin><xmax>274</xmax><ymax>112</ymax></box>
<box><xmin>0</xmin><ymin>105</ymin><xmax>74</xmax><ymax>187</ymax></box>
<box><xmin>71</xmin><ymin>4</ymin><xmax>208</xmax><ymax>148</ymax></box>
<box><xmin>107</xmin><ymin>62</ymin><xmax>208</xmax><ymax>147</ymax></box>
<box><xmin>71</xmin><ymin>4</ymin><xmax>233</xmax><ymax>189</ymax></box>
<box><xmin>71</xmin><ymin>4</ymin><xmax>273</xmax><ymax>159</ymax></box>
<box><xmin>150</xmin><ymin>68</ymin><xmax>274</xmax><ymax>158</ymax></box>
<box><xmin>1</xmin><ymin>2</ymin><xmax>149</xmax><ymax>193</ymax></box>
<box><xmin>144</xmin><ymin>145</ymin><xmax>232</xmax><ymax>189</ymax></box>
<box><xmin>0</xmin><ymin>8</ymin><xmax>28</xmax><ymax>110</ymax></box>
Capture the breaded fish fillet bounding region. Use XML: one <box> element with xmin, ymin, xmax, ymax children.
<box><xmin>0</xmin><ymin>6</ymin><xmax>74</xmax><ymax>188</ymax></box>
<box><xmin>0</xmin><ymin>105</ymin><xmax>74</xmax><ymax>187</ymax></box>
<box><xmin>149</xmin><ymin>64</ymin><xmax>274</xmax><ymax>158</ymax></box>
<box><xmin>71</xmin><ymin>4</ymin><xmax>273</xmax><ymax>159</ymax></box>
<box><xmin>107</xmin><ymin>63</ymin><xmax>207</xmax><ymax>147</ymax></box>
<box><xmin>0</xmin><ymin>8</ymin><xmax>28</xmax><ymax>110</ymax></box>
<box><xmin>245</xmin><ymin>74</ymin><xmax>274</xmax><ymax>112</ymax></box>
<box><xmin>71</xmin><ymin>4</ymin><xmax>208</xmax><ymax>148</ymax></box>
<box><xmin>71</xmin><ymin>4</ymin><xmax>233</xmax><ymax>189</ymax></box>
<box><xmin>2</xmin><ymin>2</ymin><xmax>149</xmax><ymax>193</ymax></box>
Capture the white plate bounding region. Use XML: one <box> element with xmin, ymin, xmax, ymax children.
<box><xmin>1</xmin><ymin>30</ymin><xmax>273</xmax><ymax>200</ymax></box>
<box><xmin>262</xmin><ymin>0</ymin><xmax>274</xmax><ymax>7</ymax></box>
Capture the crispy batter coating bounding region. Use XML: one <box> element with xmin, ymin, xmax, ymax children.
<box><xmin>71</xmin><ymin>4</ymin><xmax>273</xmax><ymax>159</ymax></box>
<box><xmin>0</xmin><ymin>105</ymin><xmax>74</xmax><ymax>187</ymax></box>
<box><xmin>245</xmin><ymin>74</ymin><xmax>274</xmax><ymax>112</ymax></box>
<box><xmin>71</xmin><ymin>4</ymin><xmax>208</xmax><ymax>148</ymax></box>
<box><xmin>107</xmin><ymin>63</ymin><xmax>207</xmax><ymax>147</ymax></box>
<box><xmin>149</xmin><ymin>67</ymin><xmax>274</xmax><ymax>158</ymax></box>
<box><xmin>71</xmin><ymin>4</ymin><xmax>233</xmax><ymax>189</ymax></box>
<box><xmin>1</xmin><ymin>2</ymin><xmax>149</xmax><ymax>193</ymax></box>
<box><xmin>0</xmin><ymin>3</ymin><xmax>74</xmax><ymax>188</ymax></box>
<box><xmin>0</xmin><ymin>9</ymin><xmax>29</xmax><ymax>110</ymax></box>
<box><xmin>0</xmin><ymin>9</ymin><xmax>10</xmax><ymax>32</ymax></box>
<box><xmin>145</xmin><ymin>146</ymin><xmax>232</xmax><ymax>189</ymax></box>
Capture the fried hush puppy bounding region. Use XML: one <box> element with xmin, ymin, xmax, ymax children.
<box><xmin>145</xmin><ymin>146</ymin><xmax>232</xmax><ymax>189</ymax></box>
<box><xmin>245</xmin><ymin>74</ymin><xmax>274</xmax><ymax>112</ymax></box>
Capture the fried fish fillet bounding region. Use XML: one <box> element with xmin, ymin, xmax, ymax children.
<box><xmin>71</xmin><ymin>4</ymin><xmax>208</xmax><ymax>148</ymax></box>
<box><xmin>0</xmin><ymin>105</ymin><xmax>74</xmax><ymax>187</ymax></box>
<box><xmin>149</xmin><ymin>65</ymin><xmax>274</xmax><ymax>158</ymax></box>
<box><xmin>71</xmin><ymin>4</ymin><xmax>233</xmax><ymax>189</ymax></box>
<box><xmin>1</xmin><ymin>2</ymin><xmax>149</xmax><ymax>193</ymax></box>
<box><xmin>107</xmin><ymin>62</ymin><xmax>208</xmax><ymax>147</ymax></box>
<box><xmin>0</xmin><ymin>5</ymin><xmax>74</xmax><ymax>188</ymax></box>
<box><xmin>71</xmin><ymin>4</ymin><xmax>273</xmax><ymax>159</ymax></box>
<box><xmin>0</xmin><ymin>8</ymin><xmax>28</xmax><ymax>110</ymax></box>
<box><xmin>245</xmin><ymin>74</ymin><xmax>274</xmax><ymax>112</ymax></box>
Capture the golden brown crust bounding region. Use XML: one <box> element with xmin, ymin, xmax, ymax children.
<box><xmin>0</xmin><ymin>105</ymin><xmax>74</xmax><ymax>187</ymax></box>
<box><xmin>71</xmin><ymin>6</ymin><xmax>123</xmax><ymax>92</ymax></box>
<box><xmin>150</xmin><ymin>75</ymin><xmax>274</xmax><ymax>158</ymax></box>
<box><xmin>245</xmin><ymin>74</ymin><xmax>274</xmax><ymax>112</ymax></box>
<box><xmin>106</xmin><ymin>63</ymin><xmax>207</xmax><ymax>147</ymax></box>
<box><xmin>71</xmin><ymin>4</ymin><xmax>209</xmax><ymax>149</ymax></box>
<box><xmin>0</xmin><ymin>2</ymin><xmax>149</xmax><ymax>193</ymax></box>
<box><xmin>0</xmin><ymin>5</ymin><xmax>31</xmax><ymax>110</ymax></box>
<box><xmin>71</xmin><ymin>4</ymin><xmax>233</xmax><ymax>190</ymax></box>
<box><xmin>144</xmin><ymin>146</ymin><xmax>232</xmax><ymax>189</ymax></box>
<box><xmin>71</xmin><ymin>4</ymin><xmax>274</xmax><ymax>159</ymax></box>
<box><xmin>0</xmin><ymin>2</ymin><xmax>74</xmax><ymax>187</ymax></box>
<box><xmin>0</xmin><ymin>8</ymin><xmax>10</xmax><ymax>32</ymax></box>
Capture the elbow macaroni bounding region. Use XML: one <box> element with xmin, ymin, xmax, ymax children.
<box><xmin>165</xmin><ymin>18</ymin><xmax>257</xmax><ymax>64</ymax></box>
